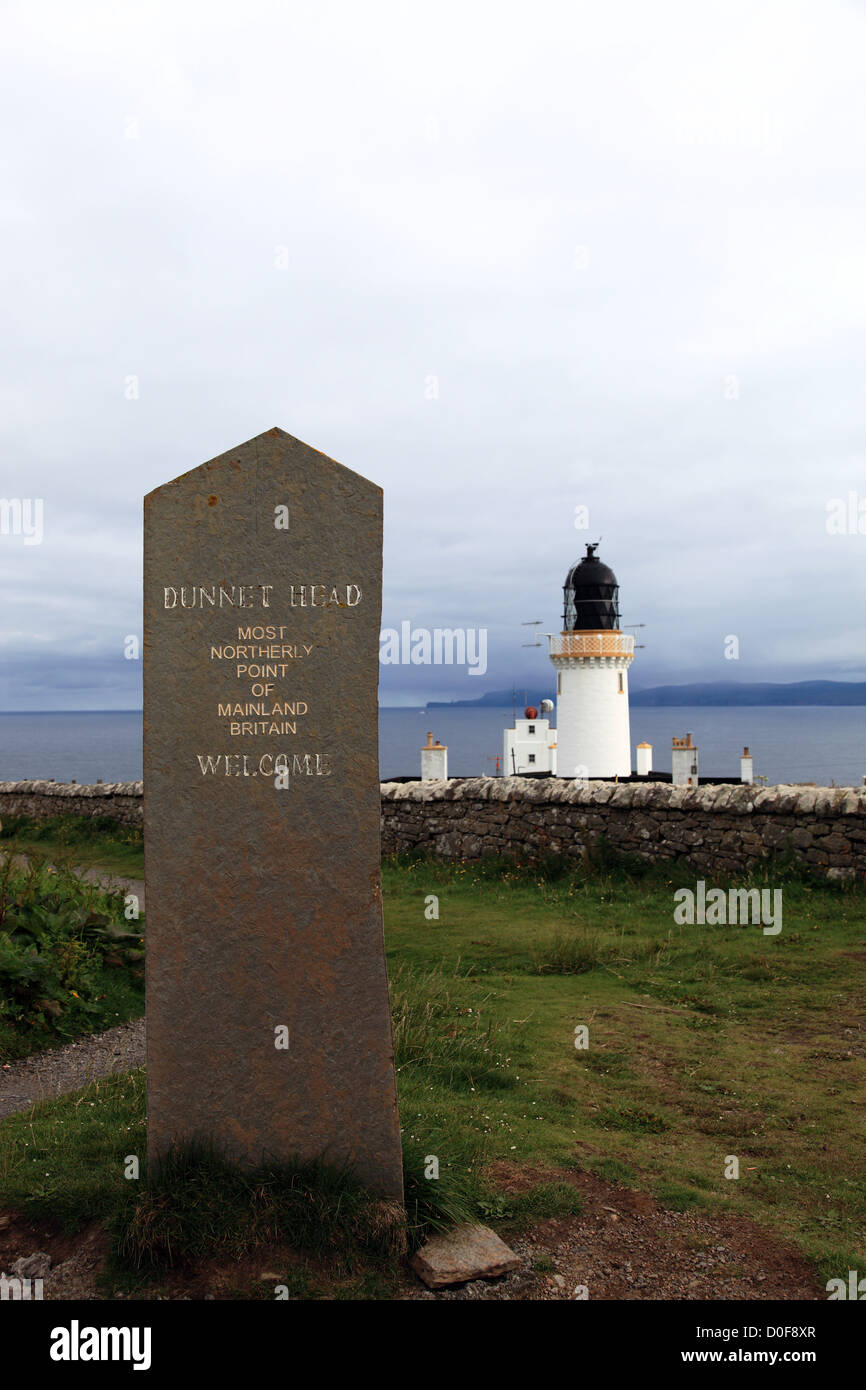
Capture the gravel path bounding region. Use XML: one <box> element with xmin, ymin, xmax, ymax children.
<box><xmin>72</xmin><ymin>868</ymin><xmax>145</xmax><ymax>912</ymax></box>
<box><xmin>0</xmin><ymin>1018</ymin><xmax>145</xmax><ymax>1119</ymax></box>
<box><xmin>0</xmin><ymin>859</ymin><xmax>146</xmax><ymax>1119</ymax></box>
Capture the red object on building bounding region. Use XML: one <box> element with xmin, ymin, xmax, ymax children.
<box><xmin>524</xmin><ymin>706</ymin><xmax>538</xmax><ymax>720</ymax></box>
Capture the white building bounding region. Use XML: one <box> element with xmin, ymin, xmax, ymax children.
<box><xmin>548</xmin><ymin>544</ymin><xmax>634</xmax><ymax>778</ymax></box>
<box><xmin>672</xmin><ymin>733</ymin><xmax>699</xmax><ymax>787</ymax></box>
<box><xmin>503</xmin><ymin>704</ymin><xmax>557</xmax><ymax>776</ymax></box>
<box><xmin>421</xmin><ymin>731</ymin><xmax>448</xmax><ymax>780</ymax></box>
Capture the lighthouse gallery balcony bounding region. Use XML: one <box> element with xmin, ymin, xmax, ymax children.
<box><xmin>548</xmin><ymin>631</ymin><xmax>634</xmax><ymax>659</ymax></box>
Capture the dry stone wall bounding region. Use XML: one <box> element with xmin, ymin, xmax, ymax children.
<box><xmin>0</xmin><ymin>780</ymin><xmax>143</xmax><ymax>827</ymax></box>
<box><xmin>379</xmin><ymin>777</ymin><xmax>866</xmax><ymax>879</ymax></box>
<box><xmin>1</xmin><ymin>777</ymin><xmax>864</xmax><ymax>877</ymax></box>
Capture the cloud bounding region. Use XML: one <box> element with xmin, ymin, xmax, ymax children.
<box><xmin>1</xmin><ymin>0</ymin><xmax>865</xmax><ymax>707</ymax></box>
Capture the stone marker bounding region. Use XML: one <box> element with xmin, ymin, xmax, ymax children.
<box><xmin>410</xmin><ymin>1224</ymin><xmax>522</xmax><ymax>1288</ymax></box>
<box><xmin>143</xmin><ymin>427</ymin><xmax>403</xmax><ymax>1199</ymax></box>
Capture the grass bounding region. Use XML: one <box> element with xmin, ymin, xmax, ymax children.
<box><xmin>0</xmin><ymin>1069</ymin><xmax>148</xmax><ymax>1231</ymax></box>
<box><xmin>112</xmin><ymin>1140</ymin><xmax>408</xmax><ymax>1269</ymax></box>
<box><xmin>1</xmin><ymin>833</ymin><xmax>865</xmax><ymax>1293</ymax></box>
<box><xmin>531</xmin><ymin>927</ymin><xmax>608</xmax><ymax>974</ymax></box>
<box><xmin>0</xmin><ymin>815</ymin><xmax>144</xmax><ymax>881</ymax></box>
<box><xmin>390</xmin><ymin>960</ymin><xmax>521</xmax><ymax>1091</ymax></box>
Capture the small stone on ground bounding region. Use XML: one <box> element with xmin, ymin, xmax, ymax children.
<box><xmin>411</xmin><ymin>1223</ymin><xmax>521</xmax><ymax>1289</ymax></box>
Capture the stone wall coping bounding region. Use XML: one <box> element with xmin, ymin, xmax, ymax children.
<box><xmin>0</xmin><ymin>780</ymin><xmax>143</xmax><ymax>797</ymax></box>
<box><xmin>379</xmin><ymin>777</ymin><xmax>866</xmax><ymax>816</ymax></box>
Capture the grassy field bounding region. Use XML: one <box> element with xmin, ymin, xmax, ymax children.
<box><xmin>382</xmin><ymin>852</ymin><xmax>866</xmax><ymax>1282</ymax></box>
<box><xmin>1</xmin><ymin>825</ymin><xmax>864</xmax><ymax>1294</ymax></box>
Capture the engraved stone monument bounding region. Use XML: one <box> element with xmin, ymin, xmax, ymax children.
<box><xmin>143</xmin><ymin>427</ymin><xmax>403</xmax><ymax>1199</ymax></box>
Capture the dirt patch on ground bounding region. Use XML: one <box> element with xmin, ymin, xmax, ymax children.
<box><xmin>0</xmin><ymin>1212</ymin><xmax>110</xmax><ymax>1299</ymax></box>
<box><xmin>0</xmin><ymin>1209</ymin><xmax>374</xmax><ymax>1301</ymax></box>
<box><xmin>398</xmin><ymin>1161</ymin><xmax>822</xmax><ymax>1301</ymax></box>
<box><xmin>0</xmin><ymin>1161</ymin><xmax>825</xmax><ymax>1301</ymax></box>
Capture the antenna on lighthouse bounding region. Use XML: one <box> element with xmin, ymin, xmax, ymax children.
<box><xmin>511</xmin><ymin>686</ymin><xmax>529</xmax><ymax>721</ymax></box>
<box><xmin>623</xmin><ymin>622</ymin><xmax>647</xmax><ymax>650</ymax></box>
<box><xmin>521</xmin><ymin>620</ymin><xmax>543</xmax><ymax>648</ymax></box>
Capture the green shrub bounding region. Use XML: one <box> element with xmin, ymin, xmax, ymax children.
<box><xmin>0</xmin><ymin>851</ymin><xmax>143</xmax><ymax>1055</ymax></box>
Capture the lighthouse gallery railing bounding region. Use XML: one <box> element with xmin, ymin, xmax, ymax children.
<box><xmin>548</xmin><ymin>632</ymin><xmax>635</xmax><ymax>658</ymax></box>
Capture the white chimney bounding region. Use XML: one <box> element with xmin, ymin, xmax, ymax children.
<box><xmin>636</xmin><ymin>742</ymin><xmax>652</xmax><ymax>776</ymax></box>
<box><xmin>672</xmin><ymin>733</ymin><xmax>698</xmax><ymax>787</ymax></box>
<box><xmin>421</xmin><ymin>731</ymin><xmax>448</xmax><ymax>781</ymax></box>
<box><xmin>740</xmin><ymin>746</ymin><xmax>753</xmax><ymax>785</ymax></box>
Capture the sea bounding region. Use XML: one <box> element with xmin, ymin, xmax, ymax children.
<box><xmin>0</xmin><ymin>706</ymin><xmax>862</xmax><ymax>787</ymax></box>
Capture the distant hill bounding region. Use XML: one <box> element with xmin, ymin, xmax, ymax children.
<box><xmin>426</xmin><ymin>688</ymin><xmax>555</xmax><ymax>709</ymax></box>
<box><xmin>426</xmin><ymin>681</ymin><xmax>866</xmax><ymax>709</ymax></box>
<box><xmin>631</xmin><ymin>681</ymin><xmax>866</xmax><ymax>707</ymax></box>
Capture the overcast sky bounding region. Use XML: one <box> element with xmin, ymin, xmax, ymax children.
<box><xmin>1</xmin><ymin>0</ymin><xmax>865</xmax><ymax>708</ymax></box>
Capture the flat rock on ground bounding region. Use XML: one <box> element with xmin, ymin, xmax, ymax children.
<box><xmin>411</xmin><ymin>1224</ymin><xmax>521</xmax><ymax>1288</ymax></box>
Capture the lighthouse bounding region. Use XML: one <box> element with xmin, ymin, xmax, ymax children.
<box><xmin>549</xmin><ymin>543</ymin><xmax>634</xmax><ymax>778</ymax></box>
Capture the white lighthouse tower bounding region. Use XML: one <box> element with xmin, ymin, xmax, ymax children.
<box><xmin>549</xmin><ymin>543</ymin><xmax>634</xmax><ymax>779</ymax></box>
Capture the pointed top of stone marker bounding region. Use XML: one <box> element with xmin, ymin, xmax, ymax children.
<box><xmin>145</xmin><ymin>427</ymin><xmax>381</xmax><ymax>503</ymax></box>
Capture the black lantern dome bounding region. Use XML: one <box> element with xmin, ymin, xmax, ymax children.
<box><xmin>562</xmin><ymin>543</ymin><xmax>621</xmax><ymax>631</ymax></box>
